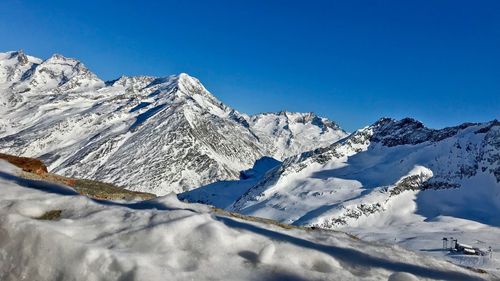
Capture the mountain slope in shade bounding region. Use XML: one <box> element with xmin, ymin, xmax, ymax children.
<box><xmin>178</xmin><ymin>156</ymin><xmax>282</xmax><ymax>209</ymax></box>
<box><xmin>0</xmin><ymin>51</ymin><xmax>347</xmax><ymax>194</ymax></box>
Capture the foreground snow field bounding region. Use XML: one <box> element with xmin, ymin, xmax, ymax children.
<box><xmin>0</xmin><ymin>160</ymin><xmax>492</xmax><ymax>281</ymax></box>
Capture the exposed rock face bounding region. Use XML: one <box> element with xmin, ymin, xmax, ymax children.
<box><xmin>0</xmin><ymin>51</ymin><xmax>346</xmax><ymax>195</ymax></box>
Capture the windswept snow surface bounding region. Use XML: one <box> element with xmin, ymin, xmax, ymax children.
<box><xmin>0</xmin><ymin>51</ymin><xmax>347</xmax><ymax>195</ymax></box>
<box><xmin>0</xmin><ymin>160</ymin><xmax>491</xmax><ymax>280</ymax></box>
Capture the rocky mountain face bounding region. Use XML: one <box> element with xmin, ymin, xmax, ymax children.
<box><xmin>229</xmin><ymin>118</ymin><xmax>500</xmax><ymax>228</ymax></box>
<box><xmin>0</xmin><ymin>51</ymin><xmax>347</xmax><ymax>195</ymax></box>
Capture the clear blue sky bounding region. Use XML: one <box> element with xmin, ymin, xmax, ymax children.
<box><xmin>1</xmin><ymin>0</ymin><xmax>499</xmax><ymax>131</ymax></box>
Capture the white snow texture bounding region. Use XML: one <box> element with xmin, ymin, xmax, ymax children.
<box><xmin>0</xmin><ymin>160</ymin><xmax>489</xmax><ymax>281</ymax></box>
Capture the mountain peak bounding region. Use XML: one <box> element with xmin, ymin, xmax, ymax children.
<box><xmin>49</xmin><ymin>53</ymin><xmax>68</xmax><ymax>60</ymax></box>
<box><xmin>174</xmin><ymin>72</ymin><xmax>220</xmax><ymax>103</ymax></box>
<box><xmin>366</xmin><ymin>117</ymin><xmax>484</xmax><ymax>147</ymax></box>
<box><xmin>107</xmin><ymin>75</ymin><xmax>157</xmax><ymax>88</ymax></box>
<box><xmin>175</xmin><ymin>72</ymin><xmax>204</xmax><ymax>90</ymax></box>
<box><xmin>7</xmin><ymin>50</ymin><xmax>29</xmax><ymax>65</ymax></box>
<box><xmin>372</xmin><ymin>117</ymin><xmax>424</xmax><ymax>129</ymax></box>
<box><xmin>0</xmin><ymin>51</ymin><xmax>43</xmax><ymax>85</ymax></box>
<box><xmin>44</xmin><ymin>53</ymin><xmax>86</xmax><ymax>70</ymax></box>
<box><xmin>177</xmin><ymin>72</ymin><xmax>194</xmax><ymax>80</ymax></box>
<box><xmin>139</xmin><ymin>73</ymin><xmax>203</xmax><ymax>91</ymax></box>
<box><xmin>6</xmin><ymin>52</ymin><xmax>104</xmax><ymax>91</ymax></box>
<box><xmin>1</xmin><ymin>50</ymin><xmax>40</xmax><ymax>66</ymax></box>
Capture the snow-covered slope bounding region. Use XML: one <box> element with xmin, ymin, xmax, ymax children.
<box><xmin>230</xmin><ymin>118</ymin><xmax>500</xmax><ymax>228</ymax></box>
<box><xmin>0</xmin><ymin>160</ymin><xmax>491</xmax><ymax>281</ymax></box>
<box><xmin>221</xmin><ymin>118</ymin><xmax>500</xmax><ymax>272</ymax></box>
<box><xmin>0</xmin><ymin>51</ymin><xmax>346</xmax><ymax>195</ymax></box>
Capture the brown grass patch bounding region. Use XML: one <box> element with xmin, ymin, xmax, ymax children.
<box><xmin>36</xmin><ymin>210</ymin><xmax>62</xmax><ymax>220</ymax></box>
<box><xmin>0</xmin><ymin>153</ymin><xmax>48</xmax><ymax>174</ymax></box>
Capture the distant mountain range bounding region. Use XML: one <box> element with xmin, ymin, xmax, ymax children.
<box><xmin>0</xmin><ymin>51</ymin><xmax>346</xmax><ymax>195</ymax></box>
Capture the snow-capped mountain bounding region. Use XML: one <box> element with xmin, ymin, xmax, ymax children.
<box><xmin>0</xmin><ymin>51</ymin><xmax>346</xmax><ymax>195</ymax></box>
<box><xmin>229</xmin><ymin>118</ymin><xmax>500</xmax><ymax>229</ymax></box>
<box><xmin>248</xmin><ymin>111</ymin><xmax>346</xmax><ymax>160</ymax></box>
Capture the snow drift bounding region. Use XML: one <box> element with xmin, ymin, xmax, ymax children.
<box><xmin>0</xmin><ymin>160</ymin><xmax>490</xmax><ymax>280</ymax></box>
